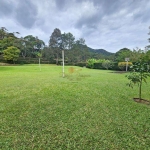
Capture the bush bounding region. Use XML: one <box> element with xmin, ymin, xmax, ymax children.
<box><xmin>93</xmin><ymin>61</ymin><xmax>115</xmax><ymax>70</ymax></box>
<box><xmin>17</xmin><ymin>58</ymin><xmax>58</xmax><ymax>64</ymax></box>
<box><xmin>86</xmin><ymin>59</ymin><xmax>105</xmax><ymax>68</ymax></box>
<box><xmin>3</xmin><ymin>46</ymin><xmax>20</xmax><ymax>63</ymax></box>
<box><xmin>110</xmin><ymin>62</ymin><xmax>120</xmax><ymax>70</ymax></box>
<box><xmin>64</xmin><ymin>62</ymin><xmax>75</xmax><ymax>66</ymax></box>
<box><xmin>75</xmin><ymin>62</ymin><xmax>87</xmax><ymax>67</ymax></box>
<box><xmin>86</xmin><ymin>59</ymin><xmax>98</xmax><ymax>68</ymax></box>
<box><xmin>118</xmin><ymin>62</ymin><xmax>133</xmax><ymax>71</ymax></box>
<box><xmin>93</xmin><ymin>62</ymin><xmax>103</xmax><ymax>69</ymax></box>
<box><xmin>87</xmin><ymin>60</ymin><xmax>123</xmax><ymax>71</ymax></box>
<box><xmin>102</xmin><ymin>60</ymin><xmax>113</xmax><ymax>70</ymax></box>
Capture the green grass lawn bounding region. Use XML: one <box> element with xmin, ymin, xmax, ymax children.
<box><xmin>0</xmin><ymin>64</ymin><xmax>150</xmax><ymax>150</ymax></box>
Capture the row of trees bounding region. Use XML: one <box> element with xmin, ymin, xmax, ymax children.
<box><xmin>0</xmin><ymin>26</ymin><xmax>150</xmax><ymax>66</ymax></box>
<box><xmin>0</xmin><ymin>27</ymin><xmax>45</xmax><ymax>63</ymax></box>
<box><xmin>114</xmin><ymin>47</ymin><xmax>150</xmax><ymax>63</ymax></box>
<box><xmin>0</xmin><ymin>27</ymin><xmax>105</xmax><ymax>64</ymax></box>
<box><xmin>86</xmin><ymin>47</ymin><xmax>150</xmax><ymax>71</ymax></box>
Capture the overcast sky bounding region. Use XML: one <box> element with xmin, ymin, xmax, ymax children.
<box><xmin>0</xmin><ymin>0</ymin><xmax>150</xmax><ymax>53</ymax></box>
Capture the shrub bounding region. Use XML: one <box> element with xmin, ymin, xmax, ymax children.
<box><xmin>93</xmin><ymin>62</ymin><xmax>103</xmax><ymax>69</ymax></box>
<box><xmin>102</xmin><ymin>60</ymin><xmax>113</xmax><ymax>70</ymax></box>
<box><xmin>109</xmin><ymin>62</ymin><xmax>119</xmax><ymax>70</ymax></box>
<box><xmin>75</xmin><ymin>62</ymin><xmax>87</xmax><ymax>67</ymax></box>
<box><xmin>3</xmin><ymin>46</ymin><xmax>20</xmax><ymax>63</ymax></box>
<box><xmin>118</xmin><ymin>62</ymin><xmax>133</xmax><ymax>71</ymax></box>
<box><xmin>65</xmin><ymin>62</ymin><xmax>75</xmax><ymax>66</ymax></box>
<box><xmin>86</xmin><ymin>59</ymin><xmax>105</xmax><ymax>68</ymax></box>
<box><xmin>86</xmin><ymin>59</ymin><xmax>98</xmax><ymax>68</ymax></box>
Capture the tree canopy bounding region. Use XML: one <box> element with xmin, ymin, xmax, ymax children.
<box><xmin>115</xmin><ymin>48</ymin><xmax>132</xmax><ymax>62</ymax></box>
<box><xmin>3</xmin><ymin>46</ymin><xmax>20</xmax><ymax>63</ymax></box>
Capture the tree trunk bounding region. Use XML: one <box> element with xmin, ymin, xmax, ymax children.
<box><xmin>62</xmin><ymin>50</ymin><xmax>65</xmax><ymax>77</ymax></box>
<box><xmin>139</xmin><ymin>76</ymin><xmax>142</xmax><ymax>101</ymax></box>
<box><xmin>56</xmin><ymin>53</ymin><xmax>58</xmax><ymax>65</ymax></box>
<box><xmin>39</xmin><ymin>58</ymin><xmax>41</xmax><ymax>71</ymax></box>
<box><xmin>139</xmin><ymin>83</ymin><xmax>142</xmax><ymax>101</ymax></box>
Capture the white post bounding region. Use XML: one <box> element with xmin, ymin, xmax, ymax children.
<box><xmin>39</xmin><ymin>57</ymin><xmax>41</xmax><ymax>71</ymax></box>
<box><xmin>126</xmin><ymin>60</ymin><xmax>128</xmax><ymax>72</ymax></box>
<box><xmin>125</xmin><ymin>58</ymin><xmax>129</xmax><ymax>72</ymax></box>
<box><xmin>62</xmin><ymin>50</ymin><xmax>65</xmax><ymax>77</ymax></box>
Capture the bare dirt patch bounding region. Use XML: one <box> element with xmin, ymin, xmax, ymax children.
<box><xmin>133</xmin><ymin>98</ymin><xmax>150</xmax><ymax>105</ymax></box>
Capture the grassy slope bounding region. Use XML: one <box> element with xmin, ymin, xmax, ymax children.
<box><xmin>0</xmin><ymin>65</ymin><xmax>150</xmax><ymax>149</ymax></box>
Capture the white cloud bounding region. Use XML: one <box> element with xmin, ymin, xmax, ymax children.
<box><xmin>0</xmin><ymin>0</ymin><xmax>149</xmax><ymax>52</ymax></box>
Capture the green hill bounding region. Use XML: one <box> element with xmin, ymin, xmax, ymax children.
<box><xmin>88</xmin><ymin>47</ymin><xmax>114</xmax><ymax>56</ymax></box>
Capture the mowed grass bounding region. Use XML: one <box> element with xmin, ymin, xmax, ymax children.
<box><xmin>0</xmin><ymin>65</ymin><xmax>150</xmax><ymax>150</ymax></box>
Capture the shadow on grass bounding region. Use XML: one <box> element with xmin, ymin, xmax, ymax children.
<box><xmin>109</xmin><ymin>71</ymin><xmax>128</xmax><ymax>74</ymax></box>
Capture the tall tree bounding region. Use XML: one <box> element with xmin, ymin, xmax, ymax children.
<box><xmin>71</xmin><ymin>38</ymin><xmax>90</xmax><ymax>62</ymax></box>
<box><xmin>146</xmin><ymin>26</ymin><xmax>150</xmax><ymax>50</ymax></box>
<box><xmin>0</xmin><ymin>27</ymin><xmax>8</xmax><ymax>40</ymax></box>
<box><xmin>115</xmin><ymin>48</ymin><xmax>132</xmax><ymax>62</ymax></box>
<box><xmin>61</xmin><ymin>32</ymin><xmax>75</xmax><ymax>50</ymax></box>
<box><xmin>0</xmin><ymin>28</ymin><xmax>19</xmax><ymax>54</ymax></box>
<box><xmin>15</xmin><ymin>37</ymin><xmax>27</xmax><ymax>59</ymax></box>
<box><xmin>23</xmin><ymin>35</ymin><xmax>45</xmax><ymax>58</ymax></box>
<box><xmin>130</xmin><ymin>47</ymin><xmax>145</xmax><ymax>62</ymax></box>
<box><xmin>49</xmin><ymin>28</ymin><xmax>62</xmax><ymax>65</ymax></box>
<box><xmin>148</xmin><ymin>26</ymin><xmax>150</xmax><ymax>43</ymax></box>
<box><xmin>24</xmin><ymin>35</ymin><xmax>37</xmax><ymax>57</ymax></box>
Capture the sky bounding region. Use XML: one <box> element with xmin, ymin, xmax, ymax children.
<box><xmin>0</xmin><ymin>0</ymin><xmax>150</xmax><ymax>53</ymax></box>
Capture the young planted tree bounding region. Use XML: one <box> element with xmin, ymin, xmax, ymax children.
<box><xmin>126</xmin><ymin>59</ymin><xmax>150</xmax><ymax>100</ymax></box>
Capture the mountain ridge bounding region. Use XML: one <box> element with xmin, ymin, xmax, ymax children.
<box><xmin>88</xmin><ymin>47</ymin><xmax>114</xmax><ymax>56</ymax></box>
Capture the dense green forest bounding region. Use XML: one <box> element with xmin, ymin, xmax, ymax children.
<box><xmin>0</xmin><ymin>27</ymin><xmax>150</xmax><ymax>70</ymax></box>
